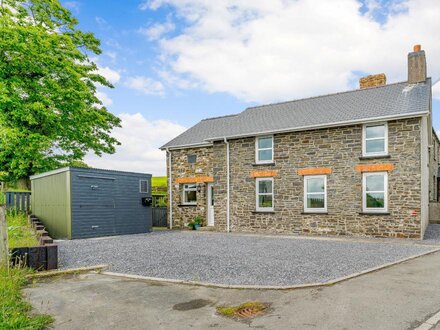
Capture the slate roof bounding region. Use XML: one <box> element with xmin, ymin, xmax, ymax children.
<box><xmin>161</xmin><ymin>79</ymin><xmax>431</xmax><ymax>149</ymax></box>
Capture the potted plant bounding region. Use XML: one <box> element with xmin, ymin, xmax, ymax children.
<box><xmin>193</xmin><ymin>216</ymin><xmax>203</xmax><ymax>230</ymax></box>
<box><xmin>187</xmin><ymin>216</ymin><xmax>203</xmax><ymax>230</ymax></box>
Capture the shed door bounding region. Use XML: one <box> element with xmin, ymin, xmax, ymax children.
<box><xmin>72</xmin><ymin>175</ymin><xmax>116</xmax><ymax>238</ymax></box>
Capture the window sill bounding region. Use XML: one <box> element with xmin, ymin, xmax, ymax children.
<box><xmin>252</xmin><ymin>162</ymin><xmax>276</xmax><ymax>166</ymax></box>
<box><xmin>359</xmin><ymin>155</ymin><xmax>391</xmax><ymax>160</ymax></box>
<box><xmin>252</xmin><ymin>211</ymin><xmax>275</xmax><ymax>214</ymax></box>
<box><xmin>178</xmin><ymin>204</ymin><xmax>197</xmax><ymax>207</ymax></box>
<box><xmin>301</xmin><ymin>212</ymin><xmax>328</xmax><ymax>215</ymax></box>
<box><xmin>358</xmin><ymin>212</ymin><xmax>390</xmax><ymax>215</ymax></box>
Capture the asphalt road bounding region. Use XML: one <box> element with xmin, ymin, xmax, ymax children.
<box><xmin>25</xmin><ymin>249</ymin><xmax>440</xmax><ymax>330</ymax></box>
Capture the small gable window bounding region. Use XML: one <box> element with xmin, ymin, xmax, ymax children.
<box><xmin>363</xmin><ymin>123</ymin><xmax>388</xmax><ymax>156</ymax></box>
<box><xmin>187</xmin><ymin>155</ymin><xmax>197</xmax><ymax>164</ymax></box>
<box><xmin>256</xmin><ymin>136</ymin><xmax>273</xmax><ymax>164</ymax></box>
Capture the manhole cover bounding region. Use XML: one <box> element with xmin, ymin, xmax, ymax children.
<box><xmin>235</xmin><ymin>305</ymin><xmax>266</xmax><ymax>318</ymax></box>
<box><xmin>217</xmin><ymin>302</ymin><xmax>270</xmax><ymax>319</ymax></box>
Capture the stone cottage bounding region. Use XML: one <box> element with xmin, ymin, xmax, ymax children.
<box><xmin>161</xmin><ymin>45</ymin><xmax>439</xmax><ymax>239</ymax></box>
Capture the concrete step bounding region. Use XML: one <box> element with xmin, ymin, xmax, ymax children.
<box><xmin>198</xmin><ymin>226</ymin><xmax>216</xmax><ymax>231</ymax></box>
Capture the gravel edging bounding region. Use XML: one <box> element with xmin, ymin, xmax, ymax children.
<box><xmin>58</xmin><ymin>231</ymin><xmax>437</xmax><ymax>286</ymax></box>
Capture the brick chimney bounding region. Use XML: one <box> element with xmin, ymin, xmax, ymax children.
<box><xmin>408</xmin><ymin>44</ymin><xmax>427</xmax><ymax>84</ymax></box>
<box><xmin>359</xmin><ymin>73</ymin><xmax>387</xmax><ymax>89</ymax></box>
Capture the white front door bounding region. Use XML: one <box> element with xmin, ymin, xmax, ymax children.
<box><xmin>207</xmin><ymin>183</ymin><xmax>214</xmax><ymax>226</ymax></box>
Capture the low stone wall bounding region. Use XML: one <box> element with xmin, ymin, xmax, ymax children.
<box><xmin>10</xmin><ymin>215</ymin><xmax>58</xmax><ymax>271</ymax></box>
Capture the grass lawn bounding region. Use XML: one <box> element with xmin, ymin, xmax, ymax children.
<box><xmin>152</xmin><ymin>176</ymin><xmax>167</xmax><ymax>187</ymax></box>
<box><xmin>152</xmin><ymin>177</ymin><xmax>167</xmax><ymax>197</ymax></box>
<box><xmin>0</xmin><ymin>210</ymin><xmax>52</xmax><ymax>329</ymax></box>
<box><xmin>0</xmin><ymin>267</ymin><xmax>53</xmax><ymax>329</ymax></box>
<box><xmin>7</xmin><ymin>212</ymin><xmax>39</xmax><ymax>249</ymax></box>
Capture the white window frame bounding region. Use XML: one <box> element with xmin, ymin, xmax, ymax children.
<box><xmin>362</xmin><ymin>122</ymin><xmax>388</xmax><ymax>157</ymax></box>
<box><xmin>256</xmin><ymin>177</ymin><xmax>274</xmax><ymax>212</ymax></box>
<box><xmin>182</xmin><ymin>183</ymin><xmax>197</xmax><ymax>205</ymax></box>
<box><xmin>304</xmin><ymin>175</ymin><xmax>327</xmax><ymax>213</ymax></box>
<box><xmin>362</xmin><ymin>172</ymin><xmax>388</xmax><ymax>213</ymax></box>
<box><xmin>139</xmin><ymin>180</ymin><xmax>149</xmax><ymax>193</ymax></box>
<box><xmin>255</xmin><ymin>136</ymin><xmax>274</xmax><ymax>164</ymax></box>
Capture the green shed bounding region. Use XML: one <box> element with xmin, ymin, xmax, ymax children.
<box><xmin>30</xmin><ymin>167</ymin><xmax>152</xmax><ymax>239</ymax></box>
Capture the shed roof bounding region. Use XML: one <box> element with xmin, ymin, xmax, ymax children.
<box><xmin>161</xmin><ymin>79</ymin><xmax>431</xmax><ymax>149</ymax></box>
<box><xmin>30</xmin><ymin>167</ymin><xmax>151</xmax><ymax>180</ymax></box>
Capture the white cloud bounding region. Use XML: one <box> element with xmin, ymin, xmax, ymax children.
<box><xmin>143</xmin><ymin>0</ymin><xmax>440</xmax><ymax>103</ymax></box>
<box><xmin>139</xmin><ymin>20</ymin><xmax>175</xmax><ymax>41</ymax></box>
<box><xmin>95</xmin><ymin>16</ymin><xmax>111</xmax><ymax>30</ymax></box>
<box><xmin>125</xmin><ymin>76</ymin><xmax>165</xmax><ymax>95</ymax></box>
<box><xmin>433</xmin><ymin>79</ymin><xmax>440</xmax><ymax>99</ymax></box>
<box><xmin>97</xmin><ymin>66</ymin><xmax>121</xmax><ymax>85</ymax></box>
<box><xmin>96</xmin><ymin>91</ymin><xmax>113</xmax><ymax>106</ymax></box>
<box><xmin>84</xmin><ymin>113</ymin><xmax>186</xmax><ymax>175</ymax></box>
<box><xmin>139</xmin><ymin>0</ymin><xmax>163</xmax><ymax>10</ymax></box>
<box><xmin>64</xmin><ymin>1</ymin><xmax>80</xmax><ymax>13</ymax></box>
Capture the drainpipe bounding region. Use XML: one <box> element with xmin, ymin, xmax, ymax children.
<box><xmin>166</xmin><ymin>148</ymin><xmax>173</xmax><ymax>230</ymax></box>
<box><xmin>223</xmin><ymin>137</ymin><xmax>230</xmax><ymax>233</ymax></box>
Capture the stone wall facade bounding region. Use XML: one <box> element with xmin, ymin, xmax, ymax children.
<box><xmin>169</xmin><ymin>117</ymin><xmax>424</xmax><ymax>238</ymax></box>
<box><xmin>167</xmin><ymin>147</ymin><xmax>213</xmax><ymax>228</ymax></box>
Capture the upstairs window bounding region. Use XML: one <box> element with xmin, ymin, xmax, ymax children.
<box><xmin>304</xmin><ymin>175</ymin><xmax>327</xmax><ymax>213</ymax></box>
<box><xmin>182</xmin><ymin>183</ymin><xmax>197</xmax><ymax>205</ymax></box>
<box><xmin>363</xmin><ymin>123</ymin><xmax>388</xmax><ymax>156</ymax></box>
<box><xmin>256</xmin><ymin>178</ymin><xmax>274</xmax><ymax>212</ymax></box>
<box><xmin>363</xmin><ymin>172</ymin><xmax>388</xmax><ymax>212</ymax></box>
<box><xmin>256</xmin><ymin>136</ymin><xmax>273</xmax><ymax>164</ymax></box>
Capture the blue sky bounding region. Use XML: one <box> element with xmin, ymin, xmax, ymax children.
<box><xmin>63</xmin><ymin>0</ymin><xmax>250</xmax><ymax>126</ymax></box>
<box><xmin>61</xmin><ymin>0</ymin><xmax>440</xmax><ymax>175</ymax></box>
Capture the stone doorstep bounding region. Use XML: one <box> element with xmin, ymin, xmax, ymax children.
<box><xmin>198</xmin><ymin>226</ymin><xmax>216</xmax><ymax>231</ymax></box>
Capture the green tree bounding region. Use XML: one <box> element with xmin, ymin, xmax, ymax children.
<box><xmin>0</xmin><ymin>0</ymin><xmax>121</xmax><ymax>183</ymax></box>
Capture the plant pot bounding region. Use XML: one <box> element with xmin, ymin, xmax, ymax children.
<box><xmin>194</xmin><ymin>224</ymin><xmax>202</xmax><ymax>230</ymax></box>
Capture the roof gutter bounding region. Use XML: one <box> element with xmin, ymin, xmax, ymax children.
<box><xmin>205</xmin><ymin>111</ymin><xmax>429</xmax><ymax>142</ymax></box>
<box><xmin>160</xmin><ymin>142</ymin><xmax>212</xmax><ymax>151</ymax></box>
<box><xmin>224</xmin><ymin>137</ymin><xmax>230</xmax><ymax>233</ymax></box>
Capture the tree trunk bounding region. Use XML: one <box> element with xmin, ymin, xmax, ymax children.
<box><xmin>14</xmin><ymin>178</ymin><xmax>31</xmax><ymax>190</ymax></box>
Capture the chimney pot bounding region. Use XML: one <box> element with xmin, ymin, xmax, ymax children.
<box><xmin>413</xmin><ymin>44</ymin><xmax>421</xmax><ymax>52</ymax></box>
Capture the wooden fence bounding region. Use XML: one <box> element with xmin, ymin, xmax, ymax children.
<box><xmin>152</xmin><ymin>195</ymin><xmax>167</xmax><ymax>208</ymax></box>
<box><xmin>152</xmin><ymin>207</ymin><xmax>167</xmax><ymax>227</ymax></box>
<box><xmin>5</xmin><ymin>192</ymin><xmax>31</xmax><ymax>212</ymax></box>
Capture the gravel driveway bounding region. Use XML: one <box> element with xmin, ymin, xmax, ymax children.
<box><xmin>58</xmin><ymin>231</ymin><xmax>436</xmax><ymax>286</ymax></box>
